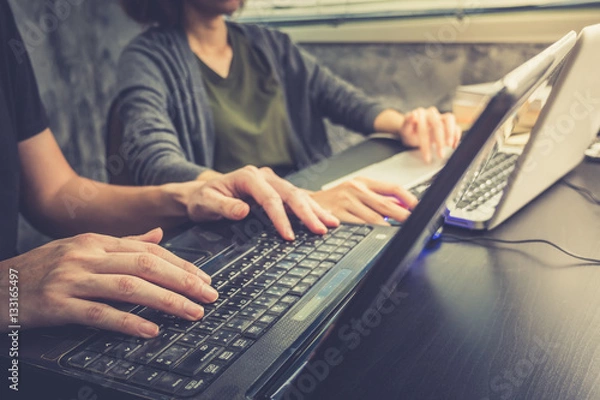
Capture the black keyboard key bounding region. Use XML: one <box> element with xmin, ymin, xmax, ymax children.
<box><xmin>199</xmin><ymin>362</ymin><xmax>224</xmax><ymax>382</ymax></box>
<box><xmin>127</xmin><ymin>331</ymin><xmax>180</xmax><ymax>364</ymax></box>
<box><xmin>150</xmin><ymin>344</ymin><xmax>190</xmax><ymax>370</ymax></box>
<box><xmin>284</xmin><ymin>252</ymin><xmax>305</xmax><ymax>262</ymax></box>
<box><xmin>326</xmin><ymin>253</ymin><xmax>344</xmax><ymax>262</ymax></box>
<box><xmin>67</xmin><ymin>351</ymin><xmax>100</xmax><ymax>369</ymax></box>
<box><xmin>267</xmin><ymin>302</ymin><xmax>290</xmax><ymax>317</ymax></box>
<box><xmin>106</xmin><ymin>341</ymin><xmax>142</xmax><ymax>359</ymax></box>
<box><xmin>324</xmin><ymin>238</ymin><xmax>344</xmax><ymax>246</ymax></box>
<box><xmin>85</xmin><ymin>338</ymin><xmax>118</xmax><ymax>354</ymax></box>
<box><xmin>265</xmin><ymin>285</ymin><xmax>288</xmax><ymax>297</ymax></box>
<box><xmin>209</xmin><ymin>307</ymin><xmax>238</xmax><ymax>322</ymax></box>
<box><xmin>307</xmin><ymin>251</ymin><xmax>329</xmax><ymax>261</ymax></box>
<box><xmin>177</xmin><ymin>377</ymin><xmax>211</xmax><ymax>396</ymax></box>
<box><xmin>287</xmin><ymin>267</ymin><xmax>311</xmax><ymax>278</ymax></box>
<box><xmin>229</xmin><ymin>337</ymin><xmax>254</xmax><ymax>352</ymax></box>
<box><xmin>257</xmin><ymin>314</ymin><xmax>277</xmax><ymax>326</ymax></box>
<box><xmin>238</xmin><ymin>285</ymin><xmax>264</xmax><ymax>299</ymax></box>
<box><xmin>195</xmin><ymin>320</ymin><xmax>223</xmax><ymax>335</ymax></box>
<box><xmin>252</xmin><ymin>275</ymin><xmax>276</xmax><ymax>288</ymax></box>
<box><xmin>106</xmin><ymin>361</ymin><xmax>139</xmax><ymax>380</ymax></box>
<box><xmin>278</xmin><ymin>276</ymin><xmax>301</xmax><ymax>288</ymax></box>
<box><xmin>219</xmin><ymin>284</ymin><xmax>240</xmax><ymax>299</ymax></box>
<box><xmin>87</xmin><ymin>355</ymin><xmax>118</xmax><ymax>374</ymax></box>
<box><xmin>169</xmin><ymin>318</ymin><xmax>198</xmax><ymax>333</ymax></box>
<box><xmin>130</xmin><ymin>367</ymin><xmax>164</xmax><ymax>386</ymax></box>
<box><xmin>263</xmin><ymin>267</ymin><xmax>287</xmax><ymax>279</ymax></box>
<box><xmin>253</xmin><ymin>295</ymin><xmax>279</xmax><ymax>308</ymax></box>
<box><xmin>334</xmin><ymin>246</ymin><xmax>352</xmax><ymax>255</ymax></box>
<box><xmin>178</xmin><ymin>332</ymin><xmax>207</xmax><ymax>347</ymax></box>
<box><xmin>301</xmin><ymin>275</ymin><xmax>319</xmax><ymax>286</ymax></box>
<box><xmin>226</xmin><ymin>295</ymin><xmax>252</xmax><ymax>310</ymax></box>
<box><xmin>208</xmin><ymin>330</ymin><xmax>239</xmax><ymax>346</ymax></box>
<box><xmin>217</xmin><ymin>349</ymin><xmax>240</xmax><ymax>364</ymax></box>
<box><xmin>244</xmin><ymin>323</ymin><xmax>268</xmax><ymax>339</ymax></box>
<box><xmin>295</xmin><ymin>245</ymin><xmax>314</xmax><ymax>254</ymax></box>
<box><xmin>173</xmin><ymin>343</ymin><xmax>223</xmax><ymax>377</ymax></box>
<box><xmin>310</xmin><ymin>267</ymin><xmax>329</xmax><ymax>277</ymax></box>
<box><xmin>298</xmin><ymin>259</ymin><xmax>320</xmax><ymax>269</ymax></box>
<box><xmin>236</xmin><ymin>306</ymin><xmax>267</xmax><ymax>321</ymax></box>
<box><xmin>275</xmin><ymin>260</ymin><xmax>297</xmax><ymax>270</ymax></box>
<box><xmin>224</xmin><ymin>316</ymin><xmax>254</xmax><ymax>332</ymax></box>
<box><xmin>289</xmin><ymin>283</ymin><xmax>311</xmax><ymax>296</ymax></box>
<box><xmin>152</xmin><ymin>372</ymin><xmax>188</xmax><ymax>394</ymax></box>
<box><xmin>279</xmin><ymin>295</ymin><xmax>299</xmax><ymax>305</ymax></box>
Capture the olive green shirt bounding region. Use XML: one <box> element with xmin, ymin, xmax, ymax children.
<box><xmin>197</xmin><ymin>28</ymin><xmax>295</xmax><ymax>175</ymax></box>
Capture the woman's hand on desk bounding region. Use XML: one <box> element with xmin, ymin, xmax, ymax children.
<box><xmin>374</xmin><ymin>107</ymin><xmax>462</xmax><ymax>163</ymax></box>
<box><xmin>309</xmin><ymin>177</ymin><xmax>418</xmax><ymax>225</ymax></box>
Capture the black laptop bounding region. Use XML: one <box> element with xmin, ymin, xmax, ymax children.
<box><xmin>5</xmin><ymin>45</ymin><xmax>557</xmax><ymax>400</ymax></box>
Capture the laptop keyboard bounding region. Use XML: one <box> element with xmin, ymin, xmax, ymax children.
<box><xmin>453</xmin><ymin>152</ymin><xmax>519</xmax><ymax>211</ymax></box>
<box><xmin>63</xmin><ymin>224</ymin><xmax>372</xmax><ymax>397</ymax></box>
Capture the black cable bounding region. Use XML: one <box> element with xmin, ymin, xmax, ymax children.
<box><xmin>561</xmin><ymin>179</ymin><xmax>600</xmax><ymax>205</ymax></box>
<box><xmin>442</xmin><ymin>234</ymin><xmax>600</xmax><ymax>264</ymax></box>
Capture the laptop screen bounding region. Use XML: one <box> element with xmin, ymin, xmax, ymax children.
<box><xmin>268</xmin><ymin>45</ymin><xmax>559</xmax><ymax>399</ymax></box>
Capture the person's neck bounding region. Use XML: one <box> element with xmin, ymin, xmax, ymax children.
<box><xmin>184</xmin><ymin>4</ymin><xmax>228</xmax><ymax>56</ymax></box>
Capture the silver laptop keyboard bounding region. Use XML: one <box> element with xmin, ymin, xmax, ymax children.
<box><xmin>454</xmin><ymin>152</ymin><xmax>519</xmax><ymax>211</ymax></box>
<box><xmin>63</xmin><ymin>224</ymin><xmax>371</xmax><ymax>397</ymax></box>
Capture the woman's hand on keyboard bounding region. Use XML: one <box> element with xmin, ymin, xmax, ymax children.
<box><xmin>185</xmin><ymin>166</ymin><xmax>340</xmax><ymax>241</ymax></box>
<box><xmin>308</xmin><ymin>177</ymin><xmax>418</xmax><ymax>225</ymax></box>
<box><xmin>0</xmin><ymin>228</ymin><xmax>217</xmax><ymax>338</ymax></box>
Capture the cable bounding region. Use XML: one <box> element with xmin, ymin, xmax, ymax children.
<box><xmin>442</xmin><ymin>234</ymin><xmax>600</xmax><ymax>264</ymax></box>
<box><xmin>561</xmin><ymin>179</ymin><xmax>600</xmax><ymax>205</ymax></box>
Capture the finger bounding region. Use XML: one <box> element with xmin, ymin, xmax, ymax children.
<box><xmin>235</xmin><ymin>167</ymin><xmax>295</xmax><ymax>241</ymax></box>
<box><xmin>346</xmin><ymin>201</ymin><xmax>391</xmax><ymax>226</ymax></box>
<box><xmin>427</xmin><ymin>107</ymin><xmax>446</xmax><ymax>159</ymax></box>
<box><xmin>351</xmin><ymin>188</ymin><xmax>411</xmax><ymax>223</ymax></box>
<box><xmin>99</xmin><ymin>238</ymin><xmax>212</xmax><ymax>284</ymax></box>
<box><xmin>282</xmin><ymin>190</ymin><xmax>328</xmax><ymax>234</ymax></box>
<box><xmin>306</xmin><ymin>195</ymin><xmax>340</xmax><ymax>228</ymax></box>
<box><xmin>124</xmin><ymin>227</ymin><xmax>163</xmax><ymax>244</ymax></box>
<box><xmin>189</xmin><ymin>187</ymin><xmax>251</xmax><ymax>222</ymax></box>
<box><xmin>356</xmin><ymin>177</ymin><xmax>419</xmax><ymax>210</ymax></box>
<box><xmin>334</xmin><ymin>210</ymin><xmax>369</xmax><ymax>225</ymax></box>
<box><xmin>415</xmin><ymin>108</ymin><xmax>431</xmax><ymax>163</ymax></box>
<box><xmin>86</xmin><ymin>253</ymin><xmax>218</xmax><ymax>302</ymax></box>
<box><xmin>75</xmin><ymin>274</ymin><xmax>212</xmax><ymax>322</ymax></box>
<box><xmin>441</xmin><ymin>113</ymin><xmax>458</xmax><ymax>147</ymax></box>
<box><xmin>64</xmin><ymin>298</ymin><xmax>160</xmax><ymax>338</ymax></box>
<box><xmin>453</xmin><ymin>125</ymin><xmax>463</xmax><ymax>148</ymax></box>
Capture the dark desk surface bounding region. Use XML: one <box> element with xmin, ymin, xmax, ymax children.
<box><xmin>289</xmin><ymin>137</ymin><xmax>600</xmax><ymax>400</ymax></box>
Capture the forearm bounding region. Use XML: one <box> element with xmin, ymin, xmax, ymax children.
<box><xmin>27</xmin><ymin>176</ymin><xmax>201</xmax><ymax>237</ymax></box>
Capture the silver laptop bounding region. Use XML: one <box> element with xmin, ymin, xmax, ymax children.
<box><xmin>445</xmin><ymin>25</ymin><xmax>600</xmax><ymax>230</ymax></box>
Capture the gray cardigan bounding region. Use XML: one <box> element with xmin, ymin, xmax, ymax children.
<box><xmin>116</xmin><ymin>22</ymin><xmax>386</xmax><ymax>185</ymax></box>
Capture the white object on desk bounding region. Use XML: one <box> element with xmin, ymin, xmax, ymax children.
<box><xmin>321</xmin><ymin>148</ymin><xmax>451</xmax><ymax>190</ymax></box>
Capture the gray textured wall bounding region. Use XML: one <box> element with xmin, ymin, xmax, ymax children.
<box><xmin>11</xmin><ymin>0</ymin><xmax>548</xmax><ymax>251</ymax></box>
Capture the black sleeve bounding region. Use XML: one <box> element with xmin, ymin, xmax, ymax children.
<box><xmin>0</xmin><ymin>0</ymin><xmax>48</xmax><ymax>141</ymax></box>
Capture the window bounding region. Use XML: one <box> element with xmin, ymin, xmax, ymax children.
<box><xmin>239</xmin><ymin>0</ymin><xmax>600</xmax><ymax>26</ymax></box>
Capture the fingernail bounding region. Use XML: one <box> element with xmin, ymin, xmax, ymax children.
<box><xmin>184</xmin><ymin>301</ymin><xmax>204</xmax><ymax>319</ymax></box>
<box><xmin>286</xmin><ymin>228</ymin><xmax>296</xmax><ymax>241</ymax></box>
<box><xmin>232</xmin><ymin>203</ymin><xmax>246</xmax><ymax>218</ymax></box>
<box><xmin>139</xmin><ymin>321</ymin><xmax>159</xmax><ymax>338</ymax></box>
<box><xmin>197</xmin><ymin>269</ymin><xmax>211</xmax><ymax>284</ymax></box>
<box><xmin>203</xmin><ymin>285</ymin><xmax>219</xmax><ymax>302</ymax></box>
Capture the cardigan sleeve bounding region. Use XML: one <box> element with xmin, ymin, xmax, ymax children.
<box><xmin>115</xmin><ymin>38</ymin><xmax>208</xmax><ymax>185</ymax></box>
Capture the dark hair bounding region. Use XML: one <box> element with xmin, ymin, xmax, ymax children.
<box><xmin>119</xmin><ymin>0</ymin><xmax>184</xmax><ymax>27</ymax></box>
